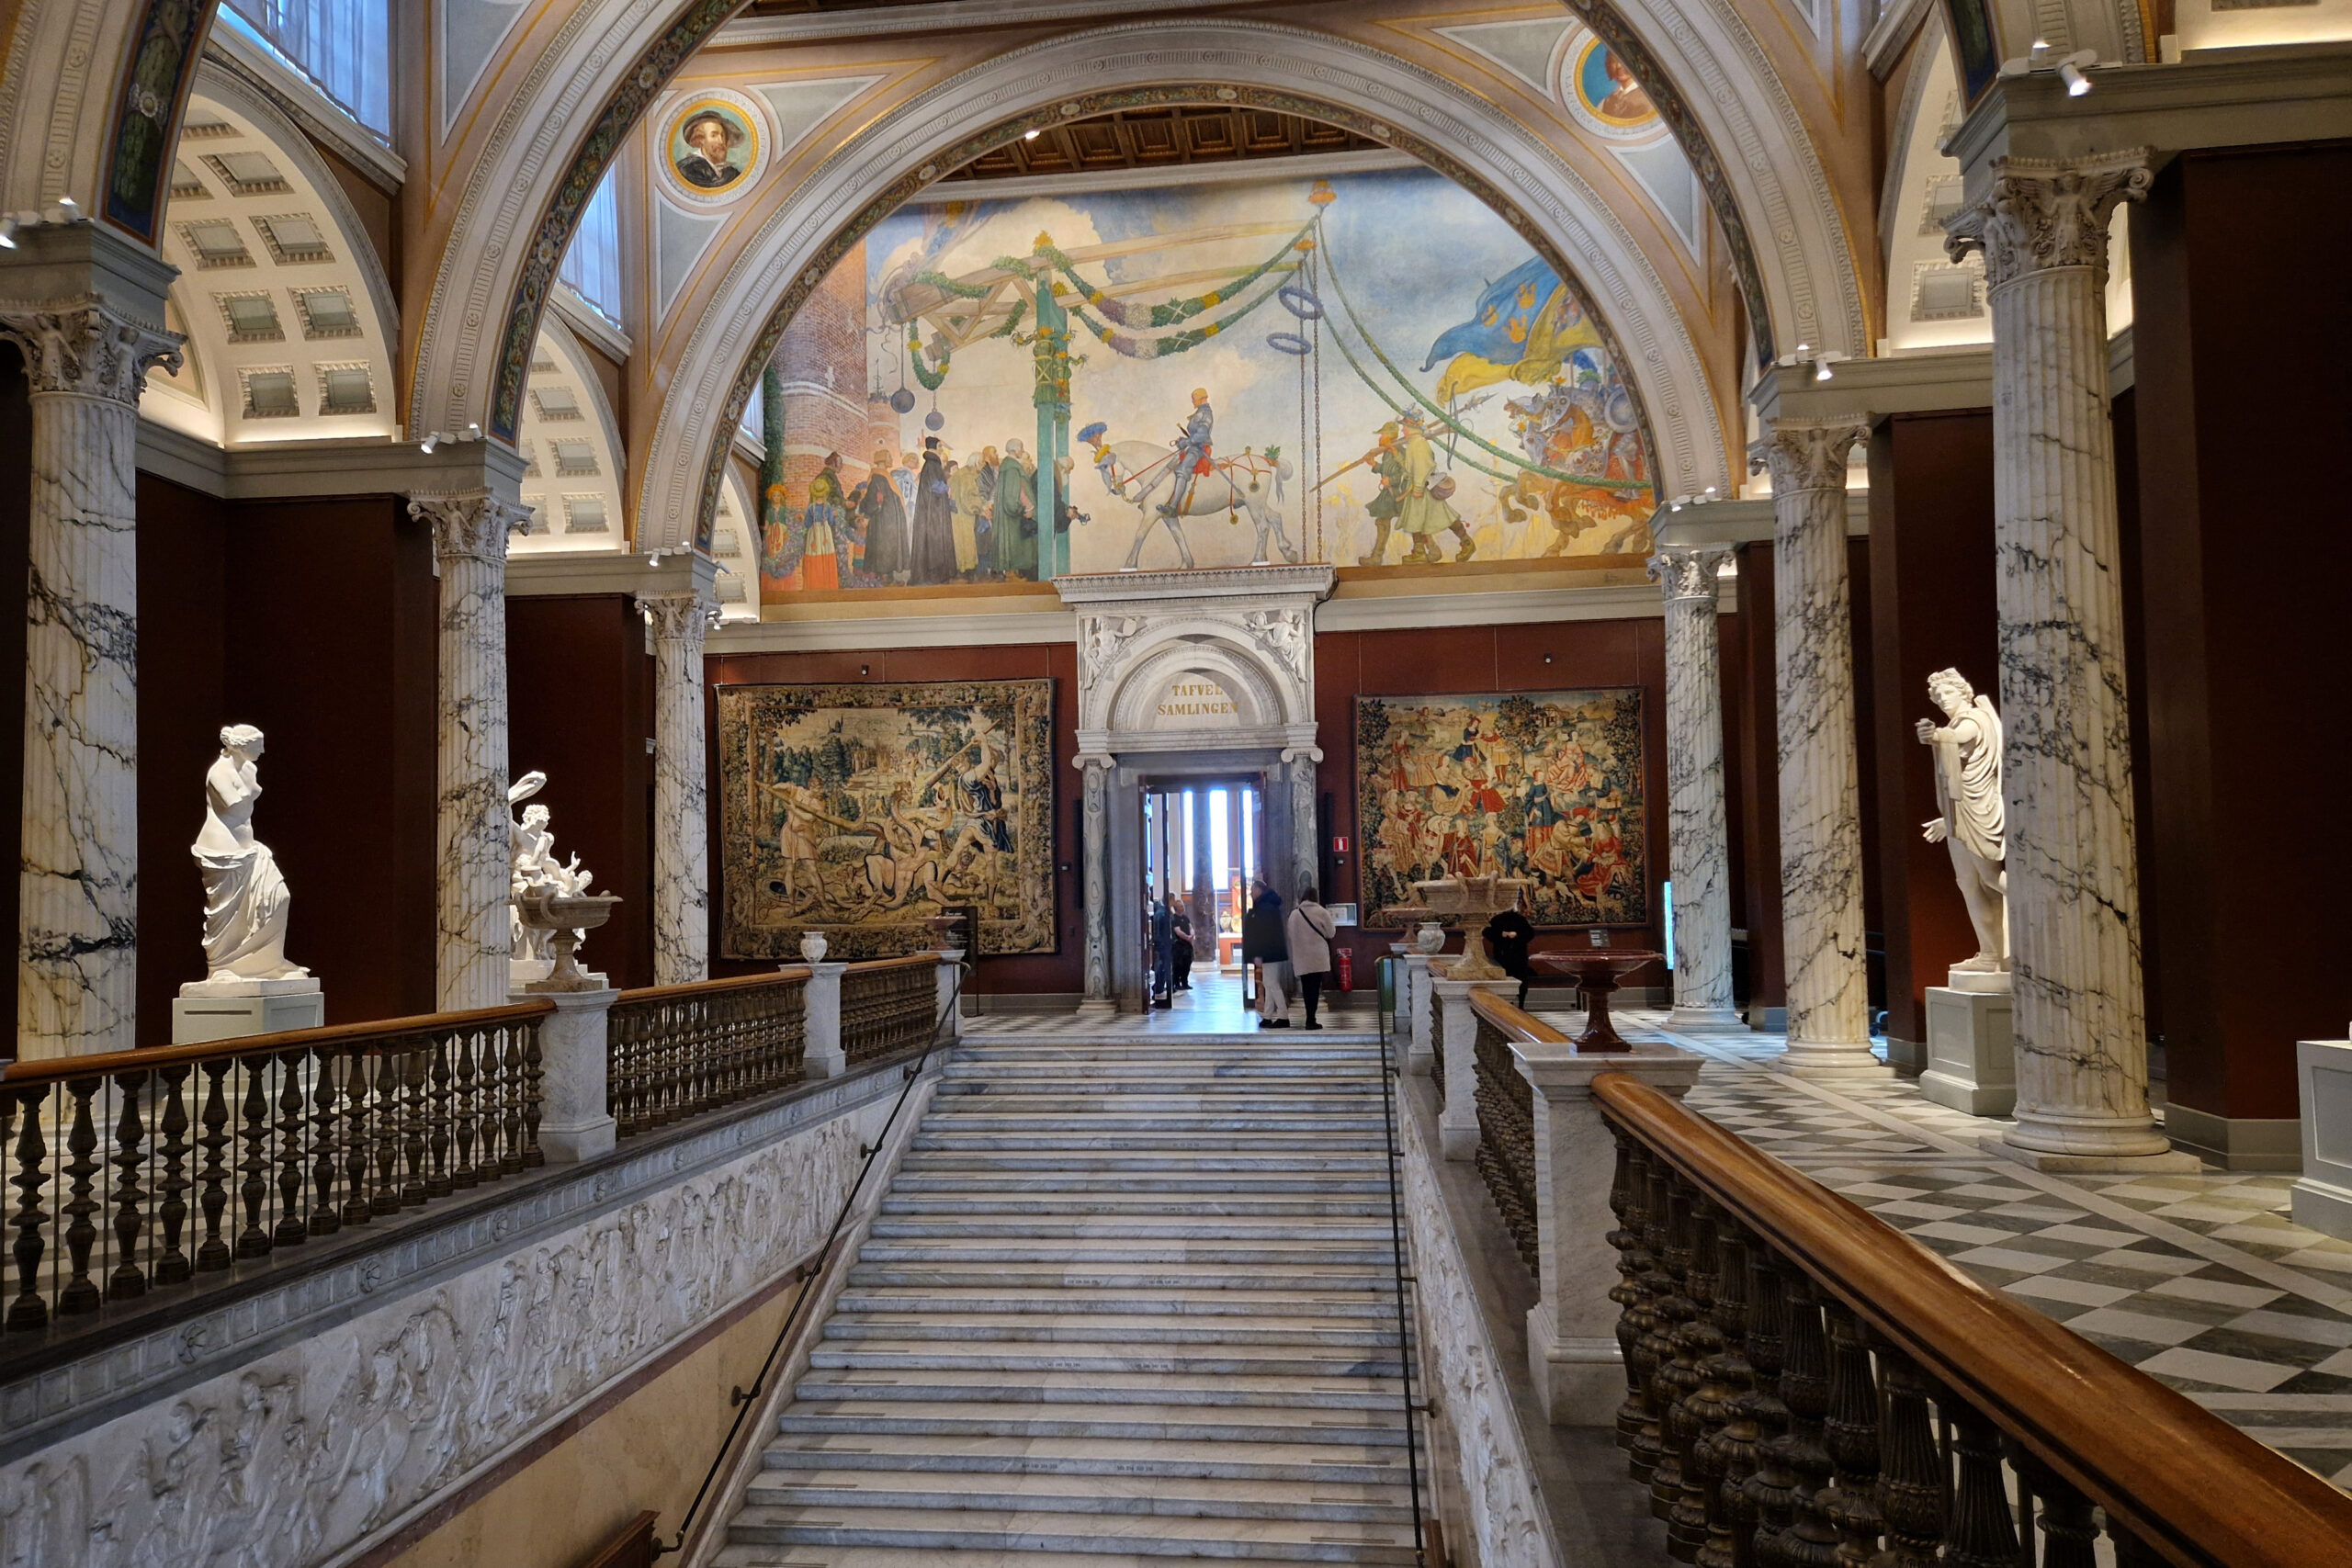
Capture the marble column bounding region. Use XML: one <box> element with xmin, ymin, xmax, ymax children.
<box><xmin>637</xmin><ymin>590</ymin><xmax>715</xmax><ymax>987</ymax></box>
<box><xmin>1648</xmin><ymin>544</ymin><xmax>1740</xmax><ymax>1031</ymax></box>
<box><xmin>1946</xmin><ymin>152</ymin><xmax>2188</xmax><ymax>1169</ymax></box>
<box><xmin>1761</xmin><ymin>420</ymin><xmax>1879</xmax><ymax>1075</ymax></box>
<box><xmin>410</xmin><ymin>490</ymin><xmax>531</xmax><ymax>1012</ymax></box>
<box><xmin>1077</xmin><ymin>754</ymin><xmax>1114</xmax><ymax>1013</ymax></box>
<box><xmin>1188</xmin><ymin>785</ymin><xmax>1214</xmax><ymax>957</ymax></box>
<box><xmin>0</xmin><ymin>299</ymin><xmax>181</xmax><ymax>1059</ymax></box>
<box><xmin>1282</xmin><ymin>746</ymin><xmax>1321</xmax><ymax>898</ymax></box>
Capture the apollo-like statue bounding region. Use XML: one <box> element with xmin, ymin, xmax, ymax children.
<box><xmin>1916</xmin><ymin>668</ymin><xmax>2007</xmax><ymax>974</ymax></box>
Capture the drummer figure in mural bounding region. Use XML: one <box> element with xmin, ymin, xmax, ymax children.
<box><xmin>1159</xmin><ymin>388</ymin><xmax>1215</xmax><ymax>519</ymax></box>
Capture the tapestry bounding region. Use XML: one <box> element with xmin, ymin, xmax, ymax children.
<box><xmin>718</xmin><ymin>679</ymin><xmax>1057</xmax><ymax>959</ymax></box>
<box><xmin>757</xmin><ymin>164</ymin><xmax>1657</xmax><ymax>599</ymax></box>
<box><xmin>1355</xmin><ymin>689</ymin><xmax>1647</xmax><ymax>927</ymax></box>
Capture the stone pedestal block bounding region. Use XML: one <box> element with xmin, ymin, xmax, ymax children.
<box><xmin>2291</xmin><ymin>1041</ymin><xmax>2352</xmax><ymax>1239</ymax></box>
<box><xmin>1397</xmin><ymin>949</ymin><xmax>1434</xmax><ymax>1078</ymax></box>
<box><xmin>804</xmin><ymin>961</ymin><xmax>847</xmax><ymax>1078</ymax></box>
<box><xmin>933</xmin><ymin>950</ymin><xmax>964</xmax><ymax>1043</ymax></box>
<box><xmin>1430</xmin><ymin>974</ymin><xmax>1498</xmax><ymax>1161</ymax></box>
<box><xmin>1511</xmin><ymin>1039</ymin><xmax>1704</xmax><ymax>1425</ymax></box>
<box><xmin>170</xmin><ymin>987</ymin><xmax>325</xmax><ymax>1045</ymax></box>
<box><xmin>527</xmin><ymin>987</ymin><xmax>616</xmax><ymax>1163</ymax></box>
<box><xmin>1918</xmin><ymin>987</ymin><xmax>2017</xmax><ymax>1117</ymax></box>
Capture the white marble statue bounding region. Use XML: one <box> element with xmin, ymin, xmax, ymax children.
<box><xmin>1916</xmin><ymin>668</ymin><xmax>2007</xmax><ymax>972</ymax></box>
<box><xmin>192</xmin><ymin>726</ymin><xmax>309</xmax><ymax>983</ymax></box>
<box><xmin>509</xmin><ymin>771</ymin><xmax>594</xmax><ymax>961</ymax></box>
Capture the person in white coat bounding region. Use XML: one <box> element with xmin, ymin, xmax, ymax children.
<box><xmin>1286</xmin><ymin>885</ymin><xmax>1337</xmax><ymax>1032</ymax></box>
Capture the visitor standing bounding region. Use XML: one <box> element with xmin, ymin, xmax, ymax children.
<box><xmin>1150</xmin><ymin>897</ymin><xmax>1174</xmax><ymax>1010</ymax></box>
<box><xmin>1170</xmin><ymin>908</ymin><xmax>1194</xmax><ymax>991</ymax></box>
<box><xmin>1483</xmin><ymin>890</ymin><xmax>1536</xmax><ymax>1007</ymax></box>
<box><xmin>1242</xmin><ymin>880</ymin><xmax>1290</xmax><ymax>1028</ymax></box>
<box><xmin>1286</xmin><ymin>885</ymin><xmax>1337</xmax><ymax>1031</ymax></box>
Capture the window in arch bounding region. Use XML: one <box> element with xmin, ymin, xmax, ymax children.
<box><xmin>223</xmin><ymin>2</ymin><xmax>392</xmax><ymax>140</ymax></box>
<box><xmin>560</xmin><ymin>172</ymin><xmax>624</xmax><ymax>326</ymax></box>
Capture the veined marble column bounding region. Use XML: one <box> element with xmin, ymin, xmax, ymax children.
<box><xmin>411</xmin><ymin>490</ymin><xmax>531</xmax><ymax>1011</ymax></box>
<box><xmin>1946</xmin><ymin>152</ymin><xmax>2187</xmax><ymax>1168</ymax></box>
<box><xmin>0</xmin><ymin>299</ymin><xmax>180</xmax><ymax>1059</ymax></box>
<box><xmin>1188</xmin><ymin>785</ymin><xmax>1214</xmax><ymax>954</ymax></box>
<box><xmin>1762</xmin><ymin>420</ymin><xmax>1879</xmax><ymax>1074</ymax></box>
<box><xmin>1077</xmin><ymin>754</ymin><xmax>1114</xmax><ymax>1013</ymax></box>
<box><xmin>638</xmin><ymin>591</ymin><xmax>715</xmax><ymax>986</ymax></box>
<box><xmin>1283</xmin><ymin>746</ymin><xmax>1321</xmax><ymax>898</ymax></box>
<box><xmin>1648</xmin><ymin>545</ymin><xmax>1739</xmax><ymax>1031</ymax></box>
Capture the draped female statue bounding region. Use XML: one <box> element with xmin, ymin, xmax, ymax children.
<box><xmin>192</xmin><ymin>725</ymin><xmax>309</xmax><ymax>982</ymax></box>
<box><xmin>1916</xmin><ymin>669</ymin><xmax>2007</xmax><ymax>974</ymax></box>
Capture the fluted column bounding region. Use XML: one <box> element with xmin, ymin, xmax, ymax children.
<box><xmin>1648</xmin><ymin>544</ymin><xmax>1740</xmax><ymax>1031</ymax></box>
<box><xmin>1761</xmin><ymin>420</ymin><xmax>1879</xmax><ymax>1074</ymax></box>
<box><xmin>1946</xmin><ymin>152</ymin><xmax>2186</xmax><ymax>1168</ymax></box>
<box><xmin>1188</xmin><ymin>784</ymin><xmax>1213</xmax><ymax>954</ymax></box>
<box><xmin>411</xmin><ymin>490</ymin><xmax>531</xmax><ymax>1011</ymax></box>
<box><xmin>1077</xmin><ymin>753</ymin><xmax>1114</xmax><ymax>1013</ymax></box>
<box><xmin>638</xmin><ymin>590</ymin><xmax>715</xmax><ymax>986</ymax></box>
<box><xmin>1282</xmin><ymin>745</ymin><xmax>1322</xmax><ymax>898</ymax></box>
<box><xmin>1</xmin><ymin>299</ymin><xmax>181</xmax><ymax>1059</ymax></box>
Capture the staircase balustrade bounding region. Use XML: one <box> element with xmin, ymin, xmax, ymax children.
<box><xmin>839</xmin><ymin>955</ymin><xmax>938</xmax><ymax>1067</ymax></box>
<box><xmin>0</xmin><ymin>1003</ymin><xmax>550</xmax><ymax>1334</ymax></box>
<box><xmin>606</xmin><ymin>969</ymin><xmax>808</xmax><ymax>1138</ymax></box>
<box><xmin>1468</xmin><ymin>998</ymin><xmax>1539</xmax><ymax>1277</ymax></box>
<box><xmin>1592</xmin><ymin>1069</ymin><xmax>2352</xmax><ymax>1567</ymax></box>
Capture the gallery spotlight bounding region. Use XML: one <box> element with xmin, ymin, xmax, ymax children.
<box><xmin>0</xmin><ymin>218</ymin><xmax>15</xmax><ymax>250</ymax></box>
<box><xmin>2061</xmin><ymin>60</ymin><xmax>2092</xmax><ymax>95</ymax></box>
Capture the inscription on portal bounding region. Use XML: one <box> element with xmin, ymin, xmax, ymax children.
<box><xmin>1153</xmin><ymin>676</ymin><xmax>1239</xmax><ymax>730</ymax></box>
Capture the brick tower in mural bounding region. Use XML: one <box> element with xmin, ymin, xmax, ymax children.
<box><xmin>775</xmin><ymin>235</ymin><xmax>876</xmax><ymax>503</ymax></box>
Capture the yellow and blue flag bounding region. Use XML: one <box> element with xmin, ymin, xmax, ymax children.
<box><xmin>1422</xmin><ymin>257</ymin><xmax>1605</xmax><ymax>403</ymax></box>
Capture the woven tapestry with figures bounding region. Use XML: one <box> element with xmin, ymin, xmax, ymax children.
<box><xmin>718</xmin><ymin>679</ymin><xmax>1057</xmax><ymax>959</ymax></box>
<box><xmin>1354</xmin><ymin>689</ymin><xmax>1648</xmax><ymax>927</ymax></box>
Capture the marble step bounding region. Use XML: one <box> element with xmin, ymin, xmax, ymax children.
<box><xmin>923</xmin><ymin>1116</ymin><xmax>1390</xmax><ymax>1134</ymax></box>
<box><xmin>865</xmin><ymin>1218</ymin><xmax>1395</xmax><ymax>1242</ymax></box>
<box><xmin>792</xmin><ymin>1370</ymin><xmax>1406</xmax><ymax>1409</ymax></box>
<box><xmin>888</xmin><ymin>1172</ymin><xmax>1393</xmax><ymax>1194</ymax></box>
<box><xmin>910</xmin><ymin>1134</ymin><xmax>1387</xmax><ymax>1155</ymax></box>
<box><xmin>954</xmin><ymin>1048</ymin><xmax>1380</xmax><ymax>1064</ymax></box>
<box><xmin>740</xmin><ymin>1468</ymin><xmax>1413</xmax><ymax>1523</ymax></box>
<box><xmin>824</xmin><ymin>1314</ymin><xmax>1405</xmax><ymax>1348</ymax></box>
<box><xmin>852</xmin><ymin>1238</ymin><xmax>1398</xmax><ymax>1266</ymax></box>
<box><xmin>760</xmin><ymin>1433</ymin><xmax>1404</xmax><ymax>1486</ymax></box>
<box><xmin>879</xmin><ymin>1195</ymin><xmax>1393</xmax><ymax>1217</ymax></box>
<box><xmin>715</xmin><ymin>1548</ymin><xmax>1384</xmax><ymax>1568</ymax></box>
<box><xmin>720</xmin><ymin>1503</ymin><xmax>1417</xmax><ymax>1562</ymax></box>
<box><xmin>806</xmin><ymin>1343</ymin><xmax>1406</xmax><ymax>1379</ymax></box>
<box><xmin>832</xmin><ymin>1289</ymin><xmax>1402</xmax><ymax>1319</ymax></box>
<box><xmin>943</xmin><ymin>1056</ymin><xmax>1382</xmax><ymax>1072</ymax></box>
<box><xmin>843</xmin><ymin>1265</ymin><xmax>1396</xmax><ymax>1292</ymax></box>
<box><xmin>774</xmin><ymin>1399</ymin><xmax>1410</xmax><ymax>1448</ymax></box>
<box><xmin>899</xmin><ymin>1153</ymin><xmax>1388</xmax><ymax>1174</ymax></box>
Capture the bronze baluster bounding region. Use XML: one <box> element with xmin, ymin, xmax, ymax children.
<box><xmin>345</xmin><ymin>1048</ymin><xmax>379</xmax><ymax>1224</ymax></box>
<box><xmin>6</xmin><ymin>1087</ymin><xmax>51</xmax><ymax>1330</ymax></box>
<box><xmin>401</xmin><ymin>1042</ymin><xmax>431</xmax><ymax>1206</ymax></box>
<box><xmin>274</xmin><ymin>1048</ymin><xmax>311</xmax><ymax>1247</ymax></box>
<box><xmin>1725</xmin><ymin>1238</ymin><xmax>1787</xmax><ymax>1568</ymax></box>
<box><xmin>235</xmin><ymin>1058</ymin><xmax>276</xmax><ymax>1258</ymax></box>
<box><xmin>1631</xmin><ymin>1155</ymin><xmax>1681</xmax><ymax>1485</ymax></box>
<box><xmin>500</xmin><ymin>1024</ymin><xmax>526</xmax><ymax>1176</ymax></box>
<box><xmin>1869</xmin><ymin>1347</ymin><xmax>1947</xmax><ymax>1568</ymax></box>
<box><xmin>451</xmin><ymin>1028</ymin><xmax>481</xmax><ymax>1189</ymax></box>
<box><xmin>522</xmin><ymin>1019</ymin><xmax>545</xmax><ymax>1168</ymax></box>
<box><xmin>1762</xmin><ymin>1271</ymin><xmax>1840</xmax><ymax>1567</ymax></box>
<box><xmin>2011</xmin><ymin>1446</ymin><xmax>2097</xmax><ymax>1568</ymax></box>
<box><xmin>153</xmin><ymin>1063</ymin><xmax>194</xmax><ymax>1286</ymax></box>
<box><xmin>427</xmin><ymin>1032</ymin><xmax>456</xmax><ymax>1197</ymax></box>
<box><xmin>56</xmin><ymin>1076</ymin><xmax>105</xmax><ymax>1314</ymax></box>
<box><xmin>1695</xmin><ymin>1214</ymin><xmax>1758</xmax><ymax>1568</ymax></box>
<box><xmin>1608</xmin><ymin>1130</ymin><xmax>1658</xmax><ymax>1453</ymax></box>
<box><xmin>2106</xmin><ymin>1520</ymin><xmax>2167</xmax><ymax>1568</ymax></box>
<box><xmin>1670</xmin><ymin>1196</ymin><xmax>1733</xmax><ymax>1561</ymax></box>
<box><xmin>308</xmin><ymin>1046</ymin><xmax>344</xmax><ymax>1235</ymax></box>
<box><xmin>1649</xmin><ymin>1177</ymin><xmax>1704</xmax><ymax>1522</ymax></box>
<box><xmin>1740</xmin><ymin>1251</ymin><xmax>1803</xmax><ymax>1565</ymax></box>
<box><xmin>106</xmin><ymin>1070</ymin><xmax>150</xmax><ymax>1300</ymax></box>
<box><xmin>1816</xmin><ymin>1299</ymin><xmax>1883</xmax><ymax>1565</ymax></box>
<box><xmin>195</xmin><ymin>1059</ymin><xmax>234</xmax><ymax>1270</ymax></box>
<box><xmin>1941</xmin><ymin>1396</ymin><xmax>2021</xmax><ymax>1568</ymax></box>
<box><xmin>370</xmin><ymin>1049</ymin><xmax>404</xmax><ymax>1217</ymax></box>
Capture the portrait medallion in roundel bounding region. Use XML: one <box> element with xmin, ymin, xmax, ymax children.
<box><xmin>1561</xmin><ymin>37</ymin><xmax>1667</xmax><ymax>144</ymax></box>
<box><xmin>664</xmin><ymin>93</ymin><xmax>765</xmax><ymax>202</ymax></box>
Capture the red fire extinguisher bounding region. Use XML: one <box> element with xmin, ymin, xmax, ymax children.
<box><xmin>1334</xmin><ymin>945</ymin><xmax>1354</xmax><ymax>993</ymax></box>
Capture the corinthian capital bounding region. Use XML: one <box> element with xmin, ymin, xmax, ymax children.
<box><xmin>0</xmin><ymin>298</ymin><xmax>183</xmax><ymax>405</ymax></box>
<box><xmin>636</xmin><ymin>589</ymin><xmax>718</xmax><ymax>646</ymax></box>
<box><xmin>1942</xmin><ymin>150</ymin><xmax>2152</xmax><ymax>290</ymax></box>
<box><xmin>1753</xmin><ymin>420</ymin><xmax>1866</xmax><ymax>496</ymax></box>
<box><xmin>409</xmin><ymin>490</ymin><xmax>533</xmax><ymax>565</ymax></box>
<box><xmin>1647</xmin><ymin>545</ymin><xmax>1733</xmax><ymax>603</ymax></box>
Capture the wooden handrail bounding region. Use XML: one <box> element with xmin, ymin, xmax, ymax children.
<box><xmin>842</xmin><ymin>953</ymin><xmax>946</xmax><ymax>976</ymax></box>
<box><xmin>0</xmin><ymin>999</ymin><xmax>557</xmax><ymax>1087</ymax></box>
<box><xmin>1467</xmin><ymin>989</ymin><xmax>1567</xmax><ymax>1044</ymax></box>
<box><xmin>1594</xmin><ymin>1070</ymin><xmax>2352</xmax><ymax>1568</ymax></box>
<box><xmin>616</xmin><ymin>967</ymin><xmax>811</xmax><ymax>1007</ymax></box>
<box><xmin>573</xmin><ymin>1510</ymin><xmax>658</xmax><ymax>1568</ymax></box>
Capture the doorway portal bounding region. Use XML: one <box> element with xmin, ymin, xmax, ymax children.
<box><xmin>1142</xmin><ymin>780</ymin><xmax>1264</xmax><ymax>1022</ymax></box>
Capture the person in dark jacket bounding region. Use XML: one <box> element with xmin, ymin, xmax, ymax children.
<box><xmin>1241</xmin><ymin>880</ymin><xmax>1291</xmax><ymax>1027</ymax></box>
<box><xmin>1149</xmin><ymin>897</ymin><xmax>1174</xmax><ymax>1009</ymax></box>
<box><xmin>1170</xmin><ymin>908</ymin><xmax>1195</xmax><ymax>990</ymax></box>
<box><xmin>1483</xmin><ymin>889</ymin><xmax>1536</xmax><ymax>1007</ymax></box>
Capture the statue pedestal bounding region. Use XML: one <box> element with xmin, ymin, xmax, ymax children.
<box><xmin>2291</xmin><ymin>1041</ymin><xmax>2352</xmax><ymax>1239</ymax></box>
<box><xmin>1918</xmin><ymin>984</ymin><xmax>2016</xmax><ymax>1117</ymax></box>
<box><xmin>172</xmin><ymin>978</ymin><xmax>325</xmax><ymax>1045</ymax></box>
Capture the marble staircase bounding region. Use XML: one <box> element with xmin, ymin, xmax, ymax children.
<box><xmin>713</xmin><ymin>1032</ymin><xmax>1425</xmax><ymax>1565</ymax></box>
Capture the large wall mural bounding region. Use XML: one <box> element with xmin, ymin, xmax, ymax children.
<box><xmin>717</xmin><ymin>679</ymin><xmax>1057</xmax><ymax>960</ymax></box>
<box><xmin>757</xmin><ymin>165</ymin><xmax>1655</xmax><ymax>599</ymax></box>
<box><xmin>1355</xmin><ymin>689</ymin><xmax>1648</xmax><ymax>928</ymax></box>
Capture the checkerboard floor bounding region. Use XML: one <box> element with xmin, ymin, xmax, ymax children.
<box><xmin>1525</xmin><ymin>1008</ymin><xmax>2352</xmax><ymax>1490</ymax></box>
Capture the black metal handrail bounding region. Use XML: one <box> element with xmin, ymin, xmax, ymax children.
<box><xmin>1374</xmin><ymin>954</ymin><xmax>1432</xmax><ymax>1564</ymax></box>
<box><xmin>653</xmin><ymin>953</ymin><xmax>968</xmax><ymax>1557</ymax></box>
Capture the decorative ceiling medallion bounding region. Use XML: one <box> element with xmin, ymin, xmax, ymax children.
<box><xmin>1559</xmin><ymin>28</ymin><xmax>1669</xmax><ymax>148</ymax></box>
<box><xmin>661</xmin><ymin>88</ymin><xmax>772</xmax><ymax>205</ymax></box>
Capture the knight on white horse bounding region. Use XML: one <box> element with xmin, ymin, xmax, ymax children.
<box><xmin>1083</xmin><ymin>420</ymin><xmax>1299</xmax><ymax>571</ymax></box>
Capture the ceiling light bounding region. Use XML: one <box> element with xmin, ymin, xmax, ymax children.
<box><xmin>0</xmin><ymin>219</ymin><xmax>14</xmax><ymax>250</ymax></box>
<box><xmin>2060</xmin><ymin>60</ymin><xmax>2092</xmax><ymax>96</ymax></box>
<box><xmin>56</xmin><ymin>196</ymin><xmax>75</xmax><ymax>209</ymax></box>
<box><xmin>1815</xmin><ymin>359</ymin><xmax>1834</xmax><ymax>381</ymax></box>
<box><xmin>1023</xmin><ymin>130</ymin><xmax>1040</xmax><ymax>141</ymax></box>
<box><xmin>466</xmin><ymin>423</ymin><xmax>481</xmax><ymax>439</ymax></box>
<box><xmin>420</xmin><ymin>433</ymin><xmax>439</xmax><ymax>454</ymax></box>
